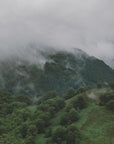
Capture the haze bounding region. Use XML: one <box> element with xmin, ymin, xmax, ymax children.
<box><xmin>0</xmin><ymin>0</ymin><xmax>114</xmax><ymax>68</ymax></box>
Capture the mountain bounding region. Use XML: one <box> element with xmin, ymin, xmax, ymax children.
<box><xmin>0</xmin><ymin>86</ymin><xmax>114</xmax><ymax>144</ymax></box>
<box><xmin>0</xmin><ymin>48</ymin><xmax>114</xmax><ymax>96</ymax></box>
<box><xmin>108</xmin><ymin>59</ymin><xmax>114</xmax><ymax>69</ymax></box>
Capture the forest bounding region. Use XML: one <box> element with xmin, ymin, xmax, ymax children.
<box><xmin>0</xmin><ymin>82</ymin><xmax>114</xmax><ymax>144</ymax></box>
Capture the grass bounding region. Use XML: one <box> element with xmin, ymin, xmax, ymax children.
<box><xmin>35</xmin><ymin>89</ymin><xmax>114</xmax><ymax>144</ymax></box>
<box><xmin>75</xmin><ymin>103</ymin><xmax>97</xmax><ymax>129</ymax></box>
<box><xmin>79</xmin><ymin>105</ymin><xmax>114</xmax><ymax>144</ymax></box>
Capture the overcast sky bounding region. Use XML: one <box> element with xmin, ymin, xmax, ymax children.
<box><xmin>0</xmin><ymin>0</ymin><xmax>114</xmax><ymax>67</ymax></box>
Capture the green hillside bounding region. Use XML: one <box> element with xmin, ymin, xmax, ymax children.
<box><xmin>0</xmin><ymin>84</ymin><xmax>114</xmax><ymax>144</ymax></box>
<box><xmin>0</xmin><ymin>49</ymin><xmax>114</xmax><ymax>96</ymax></box>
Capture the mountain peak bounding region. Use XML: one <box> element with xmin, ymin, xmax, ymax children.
<box><xmin>0</xmin><ymin>48</ymin><xmax>114</xmax><ymax>96</ymax></box>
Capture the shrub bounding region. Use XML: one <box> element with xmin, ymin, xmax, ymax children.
<box><xmin>60</xmin><ymin>109</ymin><xmax>79</xmax><ymax>125</ymax></box>
<box><xmin>109</xmin><ymin>81</ymin><xmax>114</xmax><ymax>89</ymax></box>
<box><xmin>72</xmin><ymin>95</ymin><xmax>87</xmax><ymax>110</ymax></box>
<box><xmin>34</xmin><ymin>118</ymin><xmax>45</xmax><ymax>133</ymax></box>
<box><xmin>52</xmin><ymin>126</ymin><xmax>66</xmax><ymax>144</ymax></box>
<box><xmin>63</xmin><ymin>88</ymin><xmax>76</xmax><ymax>100</ymax></box>
<box><xmin>99</xmin><ymin>92</ymin><xmax>114</xmax><ymax>106</ymax></box>
<box><xmin>66</xmin><ymin>124</ymin><xmax>81</xmax><ymax>144</ymax></box>
<box><xmin>75</xmin><ymin>86</ymin><xmax>91</xmax><ymax>95</ymax></box>
<box><xmin>37</xmin><ymin>91</ymin><xmax>57</xmax><ymax>104</ymax></box>
<box><xmin>106</xmin><ymin>100</ymin><xmax>114</xmax><ymax>111</ymax></box>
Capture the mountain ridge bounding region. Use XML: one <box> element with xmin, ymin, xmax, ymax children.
<box><xmin>0</xmin><ymin>48</ymin><xmax>114</xmax><ymax>96</ymax></box>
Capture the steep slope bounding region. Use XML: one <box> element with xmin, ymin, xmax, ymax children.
<box><xmin>0</xmin><ymin>49</ymin><xmax>114</xmax><ymax>96</ymax></box>
<box><xmin>1</xmin><ymin>86</ymin><xmax>113</xmax><ymax>144</ymax></box>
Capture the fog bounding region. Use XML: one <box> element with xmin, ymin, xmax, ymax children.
<box><xmin>0</xmin><ymin>0</ymin><xmax>114</xmax><ymax>68</ymax></box>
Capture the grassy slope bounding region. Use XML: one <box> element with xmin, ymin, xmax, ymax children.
<box><xmin>80</xmin><ymin>106</ymin><xmax>114</xmax><ymax>144</ymax></box>
<box><xmin>33</xmin><ymin>88</ymin><xmax>114</xmax><ymax>144</ymax></box>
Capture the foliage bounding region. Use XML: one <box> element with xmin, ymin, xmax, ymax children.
<box><xmin>63</xmin><ymin>88</ymin><xmax>76</xmax><ymax>99</ymax></box>
<box><xmin>52</xmin><ymin>126</ymin><xmax>66</xmax><ymax>144</ymax></box>
<box><xmin>106</xmin><ymin>100</ymin><xmax>114</xmax><ymax>111</ymax></box>
<box><xmin>75</xmin><ymin>86</ymin><xmax>91</xmax><ymax>95</ymax></box>
<box><xmin>0</xmin><ymin>51</ymin><xmax>114</xmax><ymax>96</ymax></box>
<box><xmin>66</xmin><ymin>124</ymin><xmax>81</xmax><ymax>144</ymax></box>
<box><xmin>37</xmin><ymin>91</ymin><xmax>57</xmax><ymax>104</ymax></box>
<box><xmin>99</xmin><ymin>91</ymin><xmax>114</xmax><ymax>106</ymax></box>
<box><xmin>60</xmin><ymin>109</ymin><xmax>79</xmax><ymax>125</ymax></box>
<box><xmin>0</xmin><ymin>85</ymin><xmax>114</xmax><ymax>144</ymax></box>
<box><xmin>72</xmin><ymin>95</ymin><xmax>87</xmax><ymax>110</ymax></box>
<box><xmin>37</xmin><ymin>96</ymin><xmax>65</xmax><ymax>116</ymax></box>
<box><xmin>109</xmin><ymin>81</ymin><xmax>114</xmax><ymax>89</ymax></box>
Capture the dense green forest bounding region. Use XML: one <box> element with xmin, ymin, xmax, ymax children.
<box><xmin>0</xmin><ymin>51</ymin><xmax>114</xmax><ymax>96</ymax></box>
<box><xmin>0</xmin><ymin>82</ymin><xmax>114</xmax><ymax>144</ymax></box>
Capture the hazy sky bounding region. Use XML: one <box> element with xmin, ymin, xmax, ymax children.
<box><xmin>0</xmin><ymin>0</ymin><xmax>114</xmax><ymax>67</ymax></box>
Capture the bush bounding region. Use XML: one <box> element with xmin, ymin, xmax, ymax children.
<box><xmin>66</xmin><ymin>124</ymin><xmax>81</xmax><ymax>144</ymax></box>
<box><xmin>99</xmin><ymin>92</ymin><xmax>114</xmax><ymax>106</ymax></box>
<box><xmin>16</xmin><ymin>95</ymin><xmax>32</xmax><ymax>105</ymax></box>
<box><xmin>68</xmin><ymin>108</ymin><xmax>79</xmax><ymax>123</ymax></box>
<box><xmin>27</xmin><ymin>124</ymin><xmax>37</xmax><ymax>136</ymax></box>
<box><xmin>63</xmin><ymin>88</ymin><xmax>76</xmax><ymax>100</ymax></box>
<box><xmin>45</xmin><ymin>128</ymin><xmax>52</xmax><ymax>138</ymax></box>
<box><xmin>60</xmin><ymin>113</ymin><xmax>69</xmax><ymax>125</ymax></box>
<box><xmin>37</xmin><ymin>96</ymin><xmax>65</xmax><ymax>115</ymax></box>
<box><xmin>65</xmin><ymin>103</ymin><xmax>73</xmax><ymax>112</ymax></box>
<box><xmin>37</xmin><ymin>91</ymin><xmax>57</xmax><ymax>104</ymax></box>
<box><xmin>25</xmin><ymin>135</ymin><xmax>35</xmax><ymax>144</ymax></box>
<box><xmin>109</xmin><ymin>81</ymin><xmax>114</xmax><ymax>89</ymax></box>
<box><xmin>72</xmin><ymin>95</ymin><xmax>87</xmax><ymax>110</ymax></box>
<box><xmin>52</xmin><ymin>126</ymin><xmax>66</xmax><ymax>144</ymax></box>
<box><xmin>75</xmin><ymin>86</ymin><xmax>91</xmax><ymax>95</ymax></box>
<box><xmin>33</xmin><ymin>118</ymin><xmax>45</xmax><ymax>133</ymax></box>
<box><xmin>106</xmin><ymin>100</ymin><xmax>114</xmax><ymax>111</ymax></box>
<box><xmin>60</xmin><ymin>109</ymin><xmax>79</xmax><ymax>125</ymax></box>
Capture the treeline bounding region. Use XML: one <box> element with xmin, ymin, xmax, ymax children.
<box><xmin>0</xmin><ymin>82</ymin><xmax>114</xmax><ymax>144</ymax></box>
<box><xmin>99</xmin><ymin>92</ymin><xmax>114</xmax><ymax>111</ymax></box>
<box><xmin>0</xmin><ymin>87</ymin><xmax>89</xmax><ymax>144</ymax></box>
<box><xmin>0</xmin><ymin>92</ymin><xmax>34</xmax><ymax>144</ymax></box>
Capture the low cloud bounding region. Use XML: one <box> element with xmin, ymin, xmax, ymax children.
<box><xmin>0</xmin><ymin>0</ymin><xmax>114</xmax><ymax>67</ymax></box>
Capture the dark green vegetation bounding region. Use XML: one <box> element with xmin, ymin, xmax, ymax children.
<box><xmin>0</xmin><ymin>49</ymin><xmax>114</xmax><ymax>96</ymax></box>
<box><xmin>0</xmin><ymin>49</ymin><xmax>114</xmax><ymax>144</ymax></box>
<box><xmin>0</xmin><ymin>84</ymin><xmax>114</xmax><ymax>144</ymax></box>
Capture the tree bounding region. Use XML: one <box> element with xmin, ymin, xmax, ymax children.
<box><xmin>54</xmin><ymin>97</ymin><xmax>65</xmax><ymax>111</ymax></box>
<box><xmin>14</xmin><ymin>108</ymin><xmax>30</xmax><ymax>122</ymax></box>
<box><xmin>60</xmin><ymin>109</ymin><xmax>79</xmax><ymax>125</ymax></box>
<box><xmin>52</xmin><ymin>126</ymin><xmax>66</xmax><ymax>144</ymax></box>
<box><xmin>99</xmin><ymin>92</ymin><xmax>114</xmax><ymax>106</ymax></box>
<box><xmin>73</xmin><ymin>95</ymin><xmax>87</xmax><ymax>110</ymax></box>
<box><xmin>0</xmin><ymin>133</ymin><xmax>25</xmax><ymax>144</ymax></box>
<box><xmin>27</xmin><ymin>124</ymin><xmax>37</xmax><ymax>136</ymax></box>
<box><xmin>0</xmin><ymin>125</ymin><xmax>6</xmax><ymax>135</ymax></box>
<box><xmin>66</xmin><ymin>124</ymin><xmax>81</xmax><ymax>144</ymax></box>
<box><xmin>16</xmin><ymin>95</ymin><xmax>32</xmax><ymax>105</ymax></box>
<box><xmin>75</xmin><ymin>86</ymin><xmax>91</xmax><ymax>95</ymax></box>
<box><xmin>106</xmin><ymin>100</ymin><xmax>114</xmax><ymax>111</ymax></box>
<box><xmin>68</xmin><ymin>108</ymin><xmax>79</xmax><ymax>123</ymax></box>
<box><xmin>65</xmin><ymin>103</ymin><xmax>73</xmax><ymax>112</ymax></box>
<box><xmin>25</xmin><ymin>135</ymin><xmax>35</xmax><ymax>144</ymax></box>
<box><xmin>109</xmin><ymin>81</ymin><xmax>114</xmax><ymax>89</ymax></box>
<box><xmin>34</xmin><ymin>118</ymin><xmax>45</xmax><ymax>133</ymax></box>
<box><xmin>38</xmin><ymin>91</ymin><xmax>57</xmax><ymax>104</ymax></box>
<box><xmin>19</xmin><ymin>123</ymin><xmax>28</xmax><ymax>138</ymax></box>
<box><xmin>63</xmin><ymin>88</ymin><xmax>75</xmax><ymax>100</ymax></box>
<box><xmin>45</xmin><ymin>128</ymin><xmax>52</xmax><ymax>138</ymax></box>
<box><xmin>38</xmin><ymin>112</ymin><xmax>51</xmax><ymax>126</ymax></box>
<box><xmin>60</xmin><ymin>113</ymin><xmax>69</xmax><ymax>125</ymax></box>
